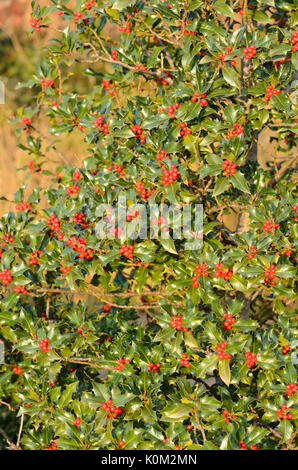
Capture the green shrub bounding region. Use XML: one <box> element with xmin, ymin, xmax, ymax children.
<box><xmin>0</xmin><ymin>0</ymin><xmax>297</xmax><ymax>450</ymax></box>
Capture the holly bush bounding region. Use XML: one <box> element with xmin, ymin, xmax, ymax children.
<box><xmin>0</xmin><ymin>0</ymin><xmax>297</xmax><ymax>451</ymax></box>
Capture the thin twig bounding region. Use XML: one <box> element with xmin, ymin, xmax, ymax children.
<box><xmin>193</xmin><ymin>407</ymin><xmax>206</xmax><ymax>442</ymax></box>
<box><xmin>16</xmin><ymin>415</ymin><xmax>24</xmax><ymax>448</ymax></box>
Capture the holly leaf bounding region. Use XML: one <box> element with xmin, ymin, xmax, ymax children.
<box><xmin>218</xmin><ymin>359</ymin><xmax>231</xmax><ymax>386</ymax></box>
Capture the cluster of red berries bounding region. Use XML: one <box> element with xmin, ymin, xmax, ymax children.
<box><xmin>276</xmin><ymin>244</ymin><xmax>293</xmax><ymax>257</ymax></box>
<box><xmin>282</xmin><ymin>344</ymin><xmax>290</xmax><ymax>355</ymax></box>
<box><xmin>29</xmin><ymin>250</ymin><xmax>41</xmax><ymax>265</ymax></box>
<box><xmin>93</xmin><ymin>186</ymin><xmax>104</xmax><ymax>195</ymax></box>
<box><xmin>15</xmin><ymin>201</ymin><xmax>32</xmax><ymax>212</ymax></box>
<box><xmin>156</xmin><ymin>76</ymin><xmax>170</xmax><ymax>86</ymax></box>
<box><xmin>179</xmin><ymin>122</ymin><xmax>191</xmax><ymax>139</ymax></box>
<box><xmin>170</xmin><ymin>315</ymin><xmax>189</xmax><ymax>332</ymax></box>
<box><xmin>192</xmin><ymin>263</ymin><xmax>210</xmax><ymax>285</ymax></box>
<box><xmin>73</xmin><ymin>417</ymin><xmax>81</xmax><ymax>427</ymax></box>
<box><xmin>115</xmin><ymin>356</ymin><xmax>130</xmax><ymax>371</ymax></box>
<box><xmin>135</xmin><ymin>181</ymin><xmax>155</xmax><ymax>199</ymax></box>
<box><xmin>226</xmin><ymin>122</ymin><xmax>245</xmax><ymax>138</ymax></box>
<box><xmin>180</xmin><ymin>353</ymin><xmax>190</xmax><ymax>368</ymax></box>
<box><xmin>195</xmin><ymin>263</ymin><xmax>210</xmax><ymax>276</ymax></box>
<box><xmin>20</xmin><ymin>117</ymin><xmax>32</xmax><ymax>126</ymax></box>
<box><xmin>284</xmin><ymin>246</ymin><xmax>293</xmax><ymax>257</ymax></box>
<box><xmin>73</xmin><ymin>169</ymin><xmax>81</xmax><ymax>181</ymax></box>
<box><xmin>286</xmin><ymin>383</ymin><xmax>297</xmax><ymax>398</ymax></box>
<box><xmin>221</xmin><ymin>409</ymin><xmax>236</xmax><ymax>422</ymax></box>
<box><xmin>222</xmin><ymin>160</ymin><xmax>237</xmax><ymax>175</ymax></box>
<box><xmin>216</xmin><ymin>341</ymin><xmax>231</xmax><ymax>360</ymax></box>
<box><xmin>263</xmin><ymin>264</ymin><xmax>276</xmax><ymax>285</ymax></box>
<box><xmin>134</xmin><ymin>64</ymin><xmax>147</xmax><ymax>72</ymax></box>
<box><xmin>107</xmin><ymin>162</ymin><xmax>125</xmax><ymax>178</ymax></box>
<box><xmin>93</xmin><ymin>116</ymin><xmax>109</xmax><ymax>134</ymax></box>
<box><xmin>102</xmin><ymin>79</ymin><xmax>117</xmax><ymax>95</ymax></box>
<box><xmin>238</xmin><ymin>2</ymin><xmax>253</xmax><ymax>15</ymax></box>
<box><xmin>219</xmin><ymin>45</ymin><xmax>235</xmax><ymax>64</ymax></box>
<box><xmin>248</xmin><ymin>244</ymin><xmax>258</xmax><ymax>260</ymax></box>
<box><xmin>102</xmin><ymin>399</ymin><xmax>124</xmax><ymax>418</ymax></box>
<box><xmin>39</xmin><ymin>338</ymin><xmax>51</xmax><ymax>352</ymax></box>
<box><xmin>245</xmin><ymin>352</ymin><xmax>257</xmax><ymax>368</ymax></box>
<box><xmin>263</xmin><ymin>220</ymin><xmax>279</xmax><ymax>232</ymax></box>
<box><xmin>292</xmin><ymin>204</ymin><xmax>298</xmax><ymax>221</ymax></box>
<box><xmin>66</xmin><ymin>236</ymin><xmax>93</xmax><ymax>260</ymax></box>
<box><xmin>111</xmin><ymin>49</ymin><xmax>118</xmax><ymax>60</ymax></box>
<box><xmin>74</xmin><ymin>11</ymin><xmax>83</xmax><ymax>21</ymax></box>
<box><xmin>84</xmin><ymin>0</ymin><xmax>96</xmax><ymax>10</ymax></box>
<box><xmin>243</xmin><ymin>44</ymin><xmax>257</xmax><ymax>60</ymax></box>
<box><xmin>12</xmin><ymin>366</ymin><xmax>22</xmax><ymax>375</ymax></box>
<box><xmin>60</xmin><ymin>265</ymin><xmax>71</xmax><ymax>274</ymax></box>
<box><xmin>161</xmin><ymin>164</ymin><xmax>179</xmax><ymax>186</ymax></box>
<box><xmin>277</xmin><ymin>404</ymin><xmax>293</xmax><ymax>420</ymax></box>
<box><xmin>119</xmin><ymin>20</ymin><xmax>132</xmax><ymax>34</ymax></box>
<box><xmin>166</xmin><ymin>103</ymin><xmax>180</xmax><ymax>118</ymax></box>
<box><xmin>190</xmin><ymin>92</ymin><xmax>208</xmax><ymax>107</ymax></box>
<box><xmin>14</xmin><ymin>285</ymin><xmax>28</xmax><ymax>295</ymax></box>
<box><xmin>44</xmin><ymin>440</ymin><xmax>57</xmax><ymax>450</ymax></box>
<box><xmin>156</xmin><ymin>149</ymin><xmax>170</xmax><ymax>161</ymax></box>
<box><xmin>30</xmin><ymin>17</ymin><xmax>41</xmax><ymax>32</ymax></box>
<box><xmin>66</xmin><ymin>184</ymin><xmax>80</xmax><ymax>196</ymax></box>
<box><xmin>77</xmin><ymin>324</ymin><xmax>91</xmax><ymax>336</ymax></box>
<box><xmin>0</xmin><ymin>269</ymin><xmax>12</xmax><ymax>285</ymax></box>
<box><xmin>1</xmin><ymin>233</ymin><xmax>14</xmax><ymax>246</ymax></box>
<box><xmin>291</xmin><ymin>31</ymin><xmax>298</xmax><ymax>52</ymax></box>
<box><xmin>28</xmin><ymin>160</ymin><xmax>41</xmax><ymax>173</ymax></box>
<box><xmin>215</xmin><ymin>264</ymin><xmax>233</xmax><ymax>280</ymax></box>
<box><xmin>239</xmin><ymin>441</ymin><xmax>258</xmax><ymax>450</ymax></box>
<box><xmin>19</xmin><ymin>117</ymin><xmax>31</xmax><ymax>133</ymax></box>
<box><xmin>120</xmin><ymin>244</ymin><xmax>134</xmax><ymax>259</ymax></box>
<box><xmin>147</xmin><ymin>362</ymin><xmax>161</xmax><ymax>373</ymax></box>
<box><xmin>40</xmin><ymin>78</ymin><xmax>54</xmax><ymax>88</ymax></box>
<box><xmin>130</xmin><ymin>124</ymin><xmax>145</xmax><ymax>143</ymax></box>
<box><xmin>46</xmin><ymin>214</ymin><xmax>60</xmax><ymax>234</ymax></box>
<box><xmin>70</xmin><ymin>116</ymin><xmax>84</xmax><ymax>131</ymax></box>
<box><xmin>222</xmin><ymin>312</ymin><xmax>236</xmax><ymax>330</ymax></box>
<box><xmin>72</xmin><ymin>212</ymin><xmax>89</xmax><ymax>229</ymax></box>
<box><xmin>200</xmin><ymin>97</ymin><xmax>208</xmax><ymax>107</ymax></box>
<box><xmin>191</xmin><ymin>275</ymin><xmax>199</xmax><ymax>287</ymax></box>
<box><xmin>264</xmin><ymin>85</ymin><xmax>281</xmax><ymax>101</ymax></box>
<box><xmin>180</xmin><ymin>21</ymin><xmax>196</xmax><ymax>36</ymax></box>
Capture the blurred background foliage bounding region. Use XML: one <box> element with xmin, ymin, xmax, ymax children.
<box><xmin>0</xmin><ymin>0</ymin><xmax>109</xmax><ymax>214</ymax></box>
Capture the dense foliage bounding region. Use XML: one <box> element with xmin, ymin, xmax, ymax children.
<box><xmin>0</xmin><ymin>0</ymin><xmax>297</xmax><ymax>451</ymax></box>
